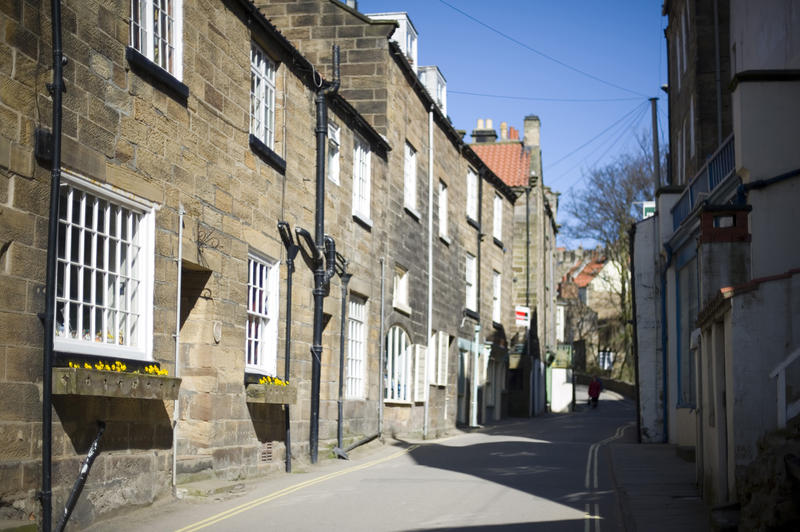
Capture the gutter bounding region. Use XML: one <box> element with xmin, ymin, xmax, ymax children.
<box><xmin>172</xmin><ymin>206</ymin><xmax>185</xmax><ymax>489</ymax></box>
<box><xmin>423</xmin><ymin>106</ymin><xmax>434</xmax><ymax>439</ymax></box>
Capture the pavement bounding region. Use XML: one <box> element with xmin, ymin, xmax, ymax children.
<box><xmin>75</xmin><ymin>386</ymin><xmax>710</xmax><ymax>532</ymax></box>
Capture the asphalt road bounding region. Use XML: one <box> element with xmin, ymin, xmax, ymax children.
<box><xmin>85</xmin><ymin>386</ymin><xmax>637</xmax><ymax>532</ymax></box>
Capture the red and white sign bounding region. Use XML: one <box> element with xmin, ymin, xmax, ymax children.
<box><xmin>515</xmin><ymin>306</ymin><xmax>530</xmax><ymax>327</ymax></box>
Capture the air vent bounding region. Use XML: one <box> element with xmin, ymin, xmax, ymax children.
<box><xmin>259</xmin><ymin>442</ymin><xmax>273</xmax><ymax>463</ymax></box>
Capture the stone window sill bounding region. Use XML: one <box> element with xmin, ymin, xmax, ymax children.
<box><xmin>353</xmin><ymin>212</ymin><xmax>373</xmax><ymax>230</ymax></box>
<box><xmin>126</xmin><ymin>47</ymin><xmax>189</xmax><ymax>104</ymax></box>
<box><xmin>245</xmin><ymin>382</ymin><xmax>298</xmax><ymax>405</ymax></box>
<box><xmin>249</xmin><ymin>134</ymin><xmax>287</xmax><ymax>174</ymax></box>
<box><xmin>439</xmin><ymin>234</ymin><xmax>451</xmax><ymax>246</ymax></box>
<box><xmin>52</xmin><ymin>367</ymin><xmax>181</xmax><ymax>400</ymax></box>
<box><xmin>404</xmin><ymin>205</ymin><xmax>421</xmax><ymax>221</ymax></box>
<box><xmin>467</xmin><ymin>216</ymin><xmax>480</xmax><ymax>230</ymax></box>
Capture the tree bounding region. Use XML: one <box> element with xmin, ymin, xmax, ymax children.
<box><xmin>563</xmin><ymin>139</ymin><xmax>658</xmax><ymax>382</ymax></box>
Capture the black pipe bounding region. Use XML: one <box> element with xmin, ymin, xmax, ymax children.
<box><xmin>56</xmin><ymin>421</ymin><xmax>105</xmax><ymax>532</ymax></box>
<box><xmin>41</xmin><ymin>1</ymin><xmax>65</xmax><ymax>529</ymax></box>
<box><xmin>278</xmin><ymin>222</ymin><xmax>299</xmax><ymax>473</ymax></box>
<box><xmin>309</xmin><ymin>46</ymin><xmax>340</xmax><ymax>464</ymax></box>
<box><xmin>334</xmin><ymin>253</ymin><xmax>351</xmax><ymax>459</ymax></box>
<box><xmin>344</xmin><ymin>431</ymin><xmax>380</xmax><ymax>453</ymax></box>
<box><xmin>629</xmin><ymin>223</ymin><xmax>642</xmax><ymax>443</ymax></box>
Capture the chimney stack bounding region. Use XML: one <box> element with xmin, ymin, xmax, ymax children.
<box><xmin>509</xmin><ymin>127</ymin><xmax>519</xmax><ymax>140</ymax></box>
<box><xmin>471</xmin><ymin>118</ymin><xmax>498</xmax><ymax>143</ymax></box>
<box><xmin>523</xmin><ymin>115</ymin><xmax>542</xmax><ymax>180</ymax></box>
<box><xmin>500</xmin><ymin>121</ymin><xmax>508</xmax><ymax>140</ymax></box>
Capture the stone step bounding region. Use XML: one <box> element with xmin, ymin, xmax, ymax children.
<box><xmin>175</xmin><ymin>478</ymin><xmax>245</xmax><ymax>499</ymax></box>
<box><xmin>175</xmin><ymin>455</ymin><xmax>214</xmax><ymax>484</ymax></box>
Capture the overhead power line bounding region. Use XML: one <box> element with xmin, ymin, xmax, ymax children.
<box><xmin>449</xmin><ymin>90</ymin><xmax>642</xmax><ymax>103</ymax></box>
<box><xmin>438</xmin><ymin>0</ymin><xmax>650</xmax><ymax>98</ymax></box>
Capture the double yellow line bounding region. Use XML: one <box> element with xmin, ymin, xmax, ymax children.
<box><xmin>176</xmin><ymin>445</ymin><xmax>419</xmax><ymax>532</ymax></box>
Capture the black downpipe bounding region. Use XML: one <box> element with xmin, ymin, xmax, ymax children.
<box><xmin>629</xmin><ymin>224</ymin><xmax>642</xmax><ymax>443</ymax></box>
<box><xmin>56</xmin><ymin>422</ymin><xmax>105</xmax><ymax>532</ymax></box>
<box><xmin>41</xmin><ymin>1</ymin><xmax>65</xmax><ymax>529</ymax></box>
<box><xmin>309</xmin><ymin>46</ymin><xmax>340</xmax><ymax>464</ymax></box>
<box><xmin>277</xmin><ymin>222</ymin><xmax>299</xmax><ymax>473</ymax></box>
<box><xmin>334</xmin><ymin>253</ymin><xmax>351</xmax><ymax>460</ymax></box>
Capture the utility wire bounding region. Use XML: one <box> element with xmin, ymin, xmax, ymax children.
<box><xmin>449</xmin><ymin>89</ymin><xmax>641</xmax><ymax>103</ymax></box>
<box><xmin>546</xmin><ymin>100</ymin><xmax>649</xmax><ymax>170</ymax></box>
<box><xmin>439</xmin><ymin>0</ymin><xmax>650</xmax><ymax>98</ymax></box>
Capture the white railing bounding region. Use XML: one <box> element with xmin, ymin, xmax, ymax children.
<box><xmin>769</xmin><ymin>346</ymin><xmax>800</xmax><ymax>428</ymax></box>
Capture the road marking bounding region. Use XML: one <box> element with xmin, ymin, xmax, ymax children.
<box><xmin>175</xmin><ymin>445</ymin><xmax>419</xmax><ymax>532</ymax></box>
<box><xmin>583</xmin><ymin>423</ymin><xmax>634</xmax><ymax>531</ymax></box>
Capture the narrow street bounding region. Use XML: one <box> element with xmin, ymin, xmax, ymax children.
<box><xmin>86</xmin><ymin>389</ymin><xmax>637</xmax><ymax>531</ymax></box>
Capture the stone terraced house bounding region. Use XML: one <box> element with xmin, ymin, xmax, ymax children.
<box><xmin>0</xmin><ymin>1</ymin><xmax>546</xmax><ymax>528</ymax></box>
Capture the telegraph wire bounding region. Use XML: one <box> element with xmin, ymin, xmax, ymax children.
<box><xmin>438</xmin><ymin>0</ymin><xmax>650</xmax><ymax>98</ymax></box>
<box><xmin>449</xmin><ymin>90</ymin><xmax>642</xmax><ymax>103</ymax></box>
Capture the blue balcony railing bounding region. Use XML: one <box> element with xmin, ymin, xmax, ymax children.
<box><xmin>672</xmin><ymin>134</ymin><xmax>735</xmax><ymax>230</ymax></box>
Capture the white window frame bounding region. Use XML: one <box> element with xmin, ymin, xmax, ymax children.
<box><xmin>385</xmin><ymin>326</ymin><xmax>412</xmax><ymax>402</ymax></box>
<box><xmin>246</xmin><ymin>253</ymin><xmax>280</xmax><ymax>376</ymax></box>
<box><xmin>428</xmin><ymin>331</ymin><xmax>449</xmax><ymax>386</ymax></box>
<box><xmin>465</xmin><ymin>253</ymin><xmax>477</xmax><ymax>311</ymax></box>
<box><xmin>404</xmin><ymin>141</ymin><xmax>417</xmax><ymax>212</ymax></box>
<box><xmin>250</xmin><ymin>42</ymin><xmax>277</xmax><ymax>149</ymax></box>
<box><xmin>327</xmin><ymin>121</ymin><xmax>340</xmax><ymax>185</ymax></box>
<box><xmin>130</xmin><ymin>0</ymin><xmax>183</xmax><ymax>79</ymax></box>
<box><xmin>492</xmin><ymin>193</ymin><xmax>503</xmax><ymax>241</ymax></box>
<box><xmin>438</xmin><ymin>180</ymin><xmax>448</xmax><ymax>238</ymax></box>
<box><xmin>54</xmin><ymin>173</ymin><xmax>156</xmax><ymax>362</ymax></box>
<box><xmin>466</xmin><ymin>168</ymin><xmax>478</xmax><ymax>221</ymax></box>
<box><xmin>393</xmin><ymin>265</ymin><xmax>410</xmax><ymax>314</ymax></box>
<box><xmin>346</xmin><ymin>296</ymin><xmax>367</xmax><ymax>399</ymax></box>
<box><xmin>492</xmin><ymin>270</ymin><xmax>501</xmax><ymax>323</ymax></box>
<box><xmin>413</xmin><ymin>344</ymin><xmax>428</xmax><ymax>403</ymax></box>
<box><xmin>352</xmin><ymin>133</ymin><xmax>372</xmax><ymax>223</ymax></box>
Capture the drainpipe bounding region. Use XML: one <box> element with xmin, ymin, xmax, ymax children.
<box><xmin>277</xmin><ymin>222</ymin><xmax>299</xmax><ymax>472</ymax></box>
<box><xmin>309</xmin><ymin>46</ymin><xmax>340</xmax><ymax>464</ymax></box>
<box><xmin>172</xmin><ymin>206</ymin><xmax>184</xmax><ymax>489</ymax></box>
<box><xmin>660</xmin><ymin>244</ymin><xmax>673</xmax><ymax>442</ymax></box>
<box><xmin>525</xmin><ymin>185</ymin><xmax>533</xmax><ymax>417</ymax></box>
<box><xmin>423</xmin><ymin>106</ymin><xmax>434</xmax><ymax>439</ymax></box>
<box><xmin>470</xmin><ymin>171</ymin><xmax>484</xmax><ymax>428</ymax></box>
<box><xmin>629</xmin><ymin>224</ymin><xmax>642</xmax><ymax>443</ymax></box>
<box><xmin>378</xmin><ymin>258</ymin><xmax>386</xmax><ymax>434</ymax></box>
<box><xmin>334</xmin><ymin>253</ymin><xmax>351</xmax><ymax>459</ymax></box>
<box><xmin>41</xmin><ymin>0</ymin><xmax>65</xmax><ymax>528</ymax></box>
<box><xmin>713</xmin><ymin>0</ymin><xmax>723</xmax><ymax>146</ymax></box>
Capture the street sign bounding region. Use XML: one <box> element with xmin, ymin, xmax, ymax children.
<box><xmin>515</xmin><ymin>306</ymin><xmax>530</xmax><ymax>327</ymax></box>
<box><xmin>642</xmin><ymin>201</ymin><xmax>656</xmax><ymax>219</ymax></box>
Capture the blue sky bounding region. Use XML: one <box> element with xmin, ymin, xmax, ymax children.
<box><xmin>358</xmin><ymin>0</ymin><xmax>668</xmax><ymax>247</ymax></box>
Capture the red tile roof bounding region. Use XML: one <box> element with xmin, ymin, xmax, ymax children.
<box><xmin>574</xmin><ymin>258</ymin><xmax>607</xmax><ymax>288</ymax></box>
<box><xmin>471</xmin><ymin>142</ymin><xmax>530</xmax><ymax>187</ymax></box>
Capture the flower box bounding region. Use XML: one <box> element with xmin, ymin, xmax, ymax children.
<box><xmin>52</xmin><ymin>367</ymin><xmax>181</xmax><ymax>400</ymax></box>
<box><xmin>245</xmin><ymin>383</ymin><xmax>297</xmax><ymax>405</ymax></box>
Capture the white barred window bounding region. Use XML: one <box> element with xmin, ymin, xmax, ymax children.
<box><xmin>466</xmin><ymin>169</ymin><xmax>478</xmax><ymax>221</ymax></box>
<box><xmin>346</xmin><ymin>296</ymin><xmax>367</xmax><ymax>399</ymax></box>
<box><xmin>250</xmin><ymin>42</ymin><xmax>277</xmax><ymax>149</ymax></box>
<box><xmin>427</xmin><ymin>331</ymin><xmax>449</xmax><ymax>386</ymax></box>
<box><xmin>404</xmin><ymin>142</ymin><xmax>417</xmax><ymax>211</ymax></box>
<box><xmin>328</xmin><ymin>121</ymin><xmax>340</xmax><ymax>185</ymax></box>
<box><xmin>54</xmin><ymin>174</ymin><xmax>155</xmax><ymax>361</ymax></box>
<box><xmin>492</xmin><ymin>270</ymin><xmax>502</xmax><ymax>323</ymax></box>
<box><xmin>130</xmin><ymin>0</ymin><xmax>183</xmax><ymax>79</ymax></box>
<box><xmin>465</xmin><ymin>253</ymin><xmax>477</xmax><ymax>311</ymax></box>
<box><xmin>438</xmin><ymin>180</ymin><xmax>448</xmax><ymax>238</ymax></box>
<box><xmin>352</xmin><ymin>134</ymin><xmax>371</xmax><ymax>222</ymax></box>
<box><xmin>246</xmin><ymin>254</ymin><xmax>280</xmax><ymax>376</ymax></box>
<box><xmin>385</xmin><ymin>326</ymin><xmax>411</xmax><ymax>402</ymax></box>
<box><xmin>493</xmin><ymin>193</ymin><xmax>503</xmax><ymax>241</ymax></box>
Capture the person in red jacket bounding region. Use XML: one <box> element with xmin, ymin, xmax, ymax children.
<box><xmin>588</xmin><ymin>376</ymin><xmax>602</xmax><ymax>408</ymax></box>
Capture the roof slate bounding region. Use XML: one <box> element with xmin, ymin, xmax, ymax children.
<box><xmin>471</xmin><ymin>142</ymin><xmax>530</xmax><ymax>188</ymax></box>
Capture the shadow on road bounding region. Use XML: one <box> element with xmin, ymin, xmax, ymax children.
<box><xmin>408</xmin><ymin>519</ymin><xmax>588</xmax><ymax>531</ymax></box>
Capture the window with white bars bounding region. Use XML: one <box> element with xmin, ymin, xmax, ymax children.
<box><xmin>393</xmin><ymin>265</ymin><xmax>410</xmax><ymax>312</ymax></box>
<box><xmin>346</xmin><ymin>296</ymin><xmax>367</xmax><ymax>399</ymax></box>
<box><xmin>465</xmin><ymin>253</ymin><xmax>477</xmax><ymax>311</ymax></box>
<box><xmin>246</xmin><ymin>254</ymin><xmax>280</xmax><ymax>376</ymax></box>
<box><xmin>352</xmin><ymin>134</ymin><xmax>371</xmax><ymax>221</ymax></box>
<box><xmin>438</xmin><ymin>180</ymin><xmax>448</xmax><ymax>238</ymax></box>
<box><xmin>54</xmin><ymin>175</ymin><xmax>155</xmax><ymax>361</ymax></box>
<box><xmin>328</xmin><ymin>121</ymin><xmax>340</xmax><ymax>185</ymax></box>
<box><xmin>493</xmin><ymin>193</ymin><xmax>503</xmax><ymax>241</ymax></box>
<box><xmin>130</xmin><ymin>0</ymin><xmax>183</xmax><ymax>79</ymax></box>
<box><xmin>492</xmin><ymin>270</ymin><xmax>501</xmax><ymax>323</ymax></box>
<box><xmin>404</xmin><ymin>142</ymin><xmax>417</xmax><ymax>211</ymax></box>
<box><xmin>466</xmin><ymin>169</ymin><xmax>478</xmax><ymax>221</ymax></box>
<box><xmin>385</xmin><ymin>326</ymin><xmax>411</xmax><ymax>402</ymax></box>
<box><xmin>413</xmin><ymin>344</ymin><xmax>427</xmax><ymax>402</ymax></box>
<box><xmin>428</xmin><ymin>331</ymin><xmax>449</xmax><ymax>386</ymax></box>
<box><xmin>250</xmin><ymin>42</ymin><xmax>276</xmax><ymax>149</ymax></box>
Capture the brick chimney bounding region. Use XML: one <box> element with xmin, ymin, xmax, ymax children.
<box><xmin>524</xmin><ymin>115</ymin><xmax>542</xmax><ymax>178</ymax></box>
<box><xmin>471</xmin><ymin>118</ymin><xmax>497</xmax><ymax>143</ymax></box>
<box><xmin>509</xmin><ymin>127</ymin><xmax>519</xmax><ymax>140</ymax></box>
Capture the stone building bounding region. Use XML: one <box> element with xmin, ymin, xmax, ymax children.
<box><xmin>0</xmin><ymin>0</ymin><xmax>519</xmax><ymax>528</ymax></box>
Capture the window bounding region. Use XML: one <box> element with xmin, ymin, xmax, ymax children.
<box><xmin>428</xmin><ymin>331</ymin><xmax>449</xmax><ymax>386</ymax></box>
<box><xmin>54</xmin><ymin>174</ymin><xmax>155</xmax><ymax>361</ymax></box>
<box><xmin>385</xmin><ymin>326</ymin><xmax>411</xmax><ymax>402</ymax></box>
<box><xmin>246</xmin><ymin>254</ymin><xmax>280</xmax><ymax>376</ymax></box>
<box><xmin>438</xmin><ymin>180</ymin><xmax>448</xmax><ymax>238</ymax></box>
<box><xmin>465</xmin><ymin>253</ymin><xmax>477</xmax><ymax>311</ymax></box>
<box><xmin>492</xmin><ymin>270</ymin><xmax>501</xmax><ymax>323</ymax></box>
<box><xmin>352</xmin><ymin>133</ymin><xmax>371</xmax><ymax>222</ymax></box>
<box><xmin>346</xmin><ymin>296</ymin><xmax>367</xmax><ymax>399</ymax></box>
<box><xmin>393</xmin><ymin>265</ymin><xmax>410</xmax><ymax>313</ymax></box>
<box><xmin>413</xmin><ymin>344</ymin><xmax>428</xmax><ymax>402</ymax></box>
<box><xmin>466</xmin><ymin>169</ymin><xmax>478</xmax><ymax>221</ymax></box>
<box><xmin>130</xmin><ymin>0</ymin><xmax>183</xmax><ymax>78</ymax></box>
<box><xmin>328</xmin><ymin>121</ymin><xmax>340</xmax><ymax>185</ymax></box>
<box><xmin>404</xmin><ymin>142</ymin><xmax>417</xmax><ymax>212</ymax></box>
<box><xmin>677</xmin><ymin>255</ymin><xmax>698</xmax><ymax>407</ymax></box>
<box><xmin>492</xmin><ymin>193</ymin><xmax>503</xmax><ymax>241</ymax></box>
<box><xmin>250</xmin><ymin>42</ymin><xmax>276</xmax><ymax>149</ymax></box>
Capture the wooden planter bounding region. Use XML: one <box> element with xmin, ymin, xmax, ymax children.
<box><xmin>53</xmin><ymin>367</ymin><xmax>181</xmax><ymax>400</ymax></box>
<box><xmin>245</xmin><ymin>383</ymin><xmax>297</xmax><ymax>405</ymax></box>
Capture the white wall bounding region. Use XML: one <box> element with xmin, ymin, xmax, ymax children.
<box><xmin>550</xmin><ymin>368</ymin><xmax>573</xmax><ymax>413</ymax></box>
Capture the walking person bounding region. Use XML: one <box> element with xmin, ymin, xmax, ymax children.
<box><xmin>588</xmin><ymin>375</ymin><xmax>602</xmax><ymax>408</ymax></box>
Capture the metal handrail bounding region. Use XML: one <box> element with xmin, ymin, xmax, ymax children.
<box><xmin>770</xmin><ymin>346</ymin><xmax>800</xmax><ymax>429</ymax></box>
